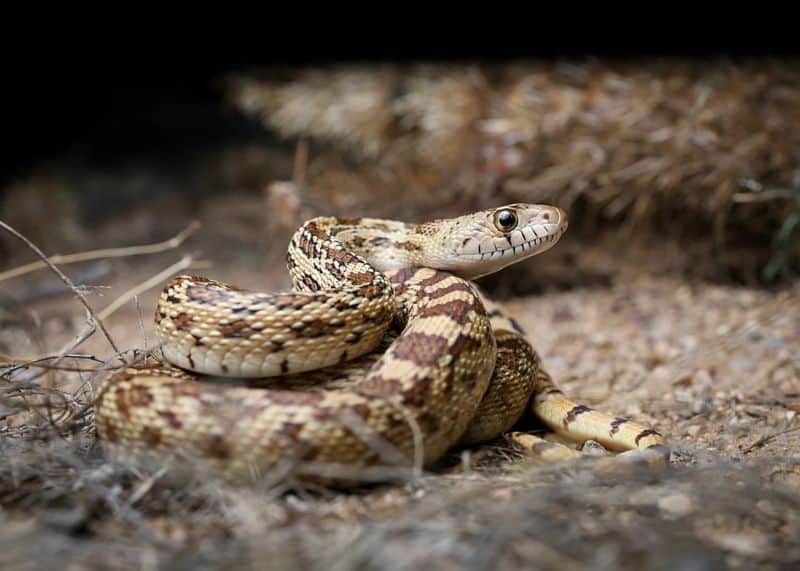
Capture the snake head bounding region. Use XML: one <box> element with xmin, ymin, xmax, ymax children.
<box><xmin>428</xmin><ymin>203</ymin><xmax>568</xmax><ymax>280</ymax></box>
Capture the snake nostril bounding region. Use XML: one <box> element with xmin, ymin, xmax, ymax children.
<box><xmin>542</xmin><ymin>213</ymin><xmax>551</xmax><ymax>221</ymax></box>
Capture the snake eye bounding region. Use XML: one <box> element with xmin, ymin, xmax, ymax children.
<box><xmin>493</xmin><ymin>209</ymin><xmax>518</xmax><ymax>233</ymax></box>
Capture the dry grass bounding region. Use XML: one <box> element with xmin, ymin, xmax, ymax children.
<box><xmin>1</xmin><ymin>428</ymin><xmax>800</xmax><ymax>569</ymax></box>
<box><xmin>227</xmin><ymin>60</ymin><xmax>800</xmax><ymax>282</ymax></box>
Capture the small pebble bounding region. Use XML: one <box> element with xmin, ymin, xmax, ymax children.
<box><xmin>755</xmin><ymin>499</ymin><xmax>780</xmax><ymax>518</ymax></box>
<box><xmin>657</xmin><ymin>493</ymin><xmax>694</xmax><ymax>518</ymax></box>
<box><xmin>692</xmin><ymin>398</ymin><xmax>713</xmax><ymax>415</ymax></box>
<box><xmin>710</xmin><ymin>532</ymin><xmax>769</xmax><ymax>556</ymax></box>
<box><xmin>42</xmin><ymin>506</ymin><xmax>89</xmax><ymax>533</ymax></box>
<box><xmin>581</xmin><ymin>440</ymin><xmax>610</xmax><ymax>456</ymax></box>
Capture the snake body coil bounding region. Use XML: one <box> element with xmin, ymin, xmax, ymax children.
<box><xmin>95</xmin><ymin>204</ymin><xmax>669</xmax><ymax>483</ymax></box>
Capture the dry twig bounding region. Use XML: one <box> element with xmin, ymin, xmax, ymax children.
<box><xmin>96</xmin><ymin>255</ymin><xmax>197</xmax><ymax>321</ymax></box>
<box><xmin>0</xmin><ymin>221</ymin><xmax>200</xmax><ymax>282</ymax></box>
<box><xmin>0</xmin><ymin>220</ymin><xmax>118</xmax><ymax>353</ymax></box>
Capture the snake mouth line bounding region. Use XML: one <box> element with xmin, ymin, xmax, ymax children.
<box><xmin>460</xmin><ymin>227</ymin><xmax>566</xmax><ymax>261</ymax></box>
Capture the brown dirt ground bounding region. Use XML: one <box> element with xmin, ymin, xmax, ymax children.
<box><xmin>1</xmin><ymin>157</ymin><xmax>799</xmax><ymax>570</ymax></box>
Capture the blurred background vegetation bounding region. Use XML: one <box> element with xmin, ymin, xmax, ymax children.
<box><xmin>2</xmin><ymin>59</ymin><xmax>798</xmax><ymax>288</ymax></box>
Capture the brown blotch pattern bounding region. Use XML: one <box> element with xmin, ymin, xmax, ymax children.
<box><xmin>359</xmin><ymin>283</ymin><xmax>387</xmax><ymax>300</ymax></box>
<box><xmin>267</xmin><ymin>390</ymin><xmax>325</xmax><ymax>406</ymax></box>
<box><xmin>358</xmin><ymin>376</ymin><xmax>404</xmax><ymax>396</ymax></box>
<box><xmin>420</xmin><ymin>298</ymin><xmax>482</xmax><ymax>322</ymax></box>
<box><xmin>186</xmin><ymin>285</ymin><xmax>233</xmax><ymax>305</ymax></box>
<box><xmin>328</xmin><ymin>246</ymin><xmax>359</xmax><ymax>267</ymax></box>
<box><xmin>324</xmin><ymin>259</ymin><xmax>346</xmax><ymax>280</ymax></box>
<box><xmin>304</xmin><ymin>221</ymin><xmax>327</xmax><ymax>240</ymax></box>
<box><xmin>273</xmin><ymin>294</ymin><xmax>314</xmax><ymax>311</ymax></box>
<box><xmin>393</xmin><ymin>333</ymin><xmax>450</xmax><ymax>367</ymax></box>
<box><xmin>401</xmin><ymin>376</ymin><xmax>433</xmax><ymax>407</ymax></box>
<box><xmin>158</xmin><ymin>409</ymin><xmax>184</xmax><ymax>429</ymax></box>
<box><xmin>334</xmin><ymin>299</ymin><xmax>353</xmax><ymax>311</ymax></box>
<box><xmin>348</xmin><ymin>271</ymin><xmax>374</xmax><ymax>285</ymax></box>
<box><xmin>294</xmin><ymin>318</ymin><xmax>342</xmax><ymax>339</ymax></box>
<box><xmin>335</xmin><ymin>216</ymin><xmax>361</xmax><ymax>226</ymax></box>
<box><xmin>141</xmin><ymin>426</ymin><xmax>164</xmax><ymax>446</ymax></box>
<box><xmin>219</xmin><ymin>319</ymin><xmax>249</xmax><ymax>338</ymax></box>
<box><xmin>350</xmin><ymin>402</ymin><xmax>372</xmax><ymax>420</ymax></box>
<box><xmin>413</xmin><ymin>222</ymin><xmax>438</xmax><ymax>236</ymax></box>
<box><xmin>277</xmin><ymin>421</ymin><xmax>304</xmax><ymax>440</ymax></box>
<box><xmin>207</xmin><ymin>435</ymin><xmax>232</xmax><ymax>460</ymax></box>
<box><xmin>100</xmin><ymin>421</ymin><xmax>118</xmax><ymax>442</ymax></box>
<box><xmin>635</xmin><ymin>429</ymin><xmax>662</xmax><ymax>445</ymax></box>
<box><xmin>396</xmin><ymin>241</ymin><xmax>422</xmax><ymax>252</ymax></box>
<box><xmin>427</xmin><ymin>281</ymin><xmax>475</xmax><ymax>300</ymax></box>
<box><xmin>297</xmin><ymin>232</ymin><xmax>313</xmax><ymax>254</ymax></box>
<box><xmin>390</xmin><ymin>266</ymin><xmax>421</xmax><ymax>286</ymax></box>
<box><xmin>447</xmin><ymin>333</ymin><xmax>484</xmax><ymax>359</ymax></box>
<box><xmin>169</xmin><ymin>382</ymin><xmax>201</xmax><ymax>400</ymax></box>
<box><xmin>128</xmin><ymin>384</ymin><xmax>154</xmax><ymax>408</ymax></box>
<box><xmin>609</xmin><ymin>418</ymin><xmax>628</xmax><ymax>436</ymax></box>
<box><xmin>300</xmin><ymin>274</ymin><xmax>321</xmax><ymax>291</ymax></box>
<box><xmin>369</xmin><ymin>236</ymin><xmax>391</xmax><ymax>247</ymax></box>
<box><xmin>344</xmin><ymin>330</ymin><xmax>364</xmax><ymax>344</ymax></box>
<box><xmin>563</xmin><ymin>404</ymin><xmax>592</xmax><ymax>426</ymax></box>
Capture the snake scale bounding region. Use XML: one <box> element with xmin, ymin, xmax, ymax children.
<box><xmin>95</xmin><ymin>204</ymin><xmax>669</xmax><ymax>484</ymax></box>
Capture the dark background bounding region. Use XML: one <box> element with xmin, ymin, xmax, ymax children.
<box><xmin>2</xmin><ymin>33</ymin><xmax>790</xmax><ymax>190</ymax></box>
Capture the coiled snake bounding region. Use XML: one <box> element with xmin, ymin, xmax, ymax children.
<box><xmin>95</xmin><ymin>204</ymin><xmax>669</xmax><ymax>484</ymax></box>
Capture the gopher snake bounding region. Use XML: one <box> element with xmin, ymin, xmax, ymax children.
<box><xmin>95</xmin><ymin>204</ymin><xmax>669</xmax><ymax>483</ymax></box>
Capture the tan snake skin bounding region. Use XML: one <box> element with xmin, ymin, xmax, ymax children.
<box><xmin>94</xmin><ymin>204</ymin><xmax>669</xmax><ymax>484</ymax></box>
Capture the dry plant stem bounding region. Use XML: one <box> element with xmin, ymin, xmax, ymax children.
<box><xmin>293</xmin><ymin>139</ymin><xmax>309</xmax><ymax>184</ymax></box>
<box><xmin>0</xmin><ymin>220</ymin><xmax>118</xmax><ymax>353</ymax></box>
<box><xmin>1</xmin><ymin>376</ymin><xmax>77</xmax><ymax>426</ymax></box>
<box><xmin>8</xmin><ymin>261</ymin><xmax>112</xmax><ymax>305</ymax></box>
<box><xmin>19</xmin><ymin>316</ymin><xmax>97</xmax><ymax>384</ymax></box>
<box><xmin>395</xmin><ymin>403</ymin><xmax>425</xmax><ymax>478</ymax></box>
<box><xmin>0</xmin><ymin>221</ymin><xmax>201</xmax><ymax>282</ymax></box>
<box><xmin>1</xmin><ymin>354</ymin><xmax>105</xmax><ymax>378</ymax></box>
<box><xmin>127</xmin><ymin>467</ymin><xmax>168</xmax><ymax>506</ymax></box>
<box><xmin>68</xmin><ymin>346</ymin><xmax>160</xmax><ymax>428</ymax></box>
<box><xmin>742</xmin><ymin>425</ymin><xmax>800</xmax><ymax>454</ymax></box>
<box><xmin>97</xmin><ymin>255</ymin><xmax>196</xmax><ymax>321</ymax></box>
<box><xmin>42</xmin><ymin>255</ymin><xmax>198</xmax><ymax>381</ymax></box>
<box><xmin>733</xmin><ymin>189</ymin><xmax>797</xmax><ymax>203</ymax></box>
<box><xmin>72</xmin><ymin>257</ymin><xmax>194</xmax><ymax>358</ymax></box>
<box><xmin>134</xmin><ymin>295</ymin><xmax>148</xmax><ymax>360</ymax></box>
<box><xmin>23</xmin><ymin>256</ymin><xmax>197</xmax><ymax>383</ymax></box>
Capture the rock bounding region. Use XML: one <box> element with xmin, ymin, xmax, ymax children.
<box><xmin>581</xmin><ymin>440</ymin><xmax>610</xmax><ymax>457</ymax></box>
<box><xmin>657</xmin><ymin>493</ymin><xmax>695</xmax><ymax>518</ymax></box>
<box><xmin>42</xmin><ymin>506</ymin><xmax>89</xmax><ymax>533</ymax></box>
<box><xmin>709</xmin><ymin>532</ymin><xmax>769</xmax><ymax>556</ymax></box>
